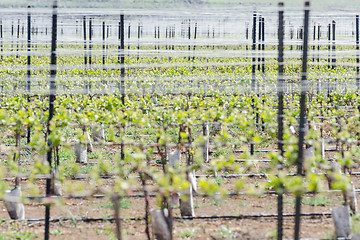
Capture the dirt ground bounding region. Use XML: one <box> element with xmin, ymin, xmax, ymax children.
<box><xmin>0</xmin><ymin>143</ymin><xmax>355</xmax><ymax>239</ymax></box>
<box><xmin>0</xmin><ymin>175</ymin><xmax>350</xmax><ymax>239</ymax></box>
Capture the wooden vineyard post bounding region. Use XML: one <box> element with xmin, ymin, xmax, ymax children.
<box><xmin>188</xmin><ymin>20</ymin><xmax>191</xmax><ymax>61</ymax></box>
<box><xmin>261</xmin><ymin>17</ymin><xmax>265</xmax><ymax>74</ymax></box>
<box><xmin>277</xmin><ymin>3</ymin><xmax>284</xmax><ymax>240</ymax></box>
<box><xmin>251</xmin><ymin>12</ymin><xmax>256</xmax><ymax>155</ymax></box>
<box><xmin>212</xmin><ymin>26</ymin><xmax>215</xmax><ymax>50</ymax></box>
<box><xmin>168</xmin><ymin>26</ymin><xmax>171</xmax><ymax>60</ymax></box>
<box><xmin>16</xmin><ymin>19</ymin><xmax>19</xmax><ymax>58</ymax></box>
<box><xmin>207</xmin><ymin>23</ymin><xmax>210</xmax><ymax>39</ymax></box>
<box><xmin>102</xmin><ymin>21</ymin><xmax>106</xmax><ymax>70</ymax></box>
<box><xmin>258</xmin><ymin>16</ymin><xmax>262</xmax><ymax>72</ymax></box>
<box><xmin>118</xmin><ymin>22</ymin><xmax>122</xmax><ymax>63</ymax></box>
<box><xmin>120</xmin><ymin>14</ymin><xmax>125</xmax><ymax>161</ymax></box>
<box><xmin>120</xmin><ymin>14</ymin><xmax>125</xmax><ymax>105</ymax></box>
<box><xmin>154</xmin><ymin>26</ymin><xmax>157</xmax><ymax>50</ymax></box>
<box><xmin>0</xmin><ymin>19</ymin><xmax>2</xmax><ymax>92</ymax></box>
<box><xmin>332</xmin><ymin>20</ymin><xmax>336</xmax><ymax>69</ymax></box>
<box><xmin>157</xmin><ymin>26</ymin><xmax>159</xmax><ymax>49</ymax></box>
<box><xmin>261</xmin><ymin>16</ymin><xmax>266</xmax><ymax>132</ymax></box>
<box><xmin>172</xmin><ymin>25</ymin><xmax>175</xmax><ymax>51</ymax></box>
<box><xmin>317</xmin><ymin>24</ymin><xmax>320</xmax><ymax>63</ymax></box>
<box><xmin>181</xmin><ymin>20</ymin><xmax>184</xmax><ymax>38</ymax></box>
<box><xmin>27</xmin><ymin>6</ymin><xmax>31</xmax><ymax>144</ymax></box>
<box><xmin>0</xmin><ymin>19</ymin><xmax>4</xmax><ymax>59</ymax></box>
<box><xmin>316</xmin><ymin>24</ymin><xmax>320</xmax><ymax>93</ymax></box>
<box><xmin>294</xmin><ymin>2</ymin><xmax>310</xmax><ymax>240</ymax></box>
<box><xmin>83</xmin><ymin>16</ymin><xmax>87</xmax><ymax>66</ymax></box>
<box><xmin>0</xmin><ymin>19</ymin><xmax>2</xmax><ymax>60</ymax></box>
<box><xmin>115</xmin><ymin>10</ymin><xmax>125</xmax><ymax>229</ymax></box>
<box><xmin>327</xmin><ymin>23</ymin><xmax>331</xmax><ymax>69</ymax></box>
<box><xmin>252</xmin><ymin>12</ymin><xmax>256</xmax><ymax>92</ymax></box>
<box><xmin>290</xmin><ymin>26</ymin><xmax>293</xmax><ymax>51</ymax></box>
<box><xmin>192</xmin><ymin>22</ymin><xmax>197</xmax><ymax>61</ymax></box>
<box><xmin>244</xmin><ymin>22</ymin><xmax>248</xmax><ymax>51</ymax></box>
<box><xmin>137</xmin><ymin>23</ymin><xmax>140</xmax><ymax>60</ymax></box>
<box><xmin>312</xmin><ymin>24</ymin><xmax>315</xmax><ymax>63</ymax></box>
<box><xmin>128</xmin><ymin>24</ymin><xmax>130</xmax><ymax>51</ymax></box>
<box><xmin>327</xmin><ymin>24</ymin><xmax>331</xmax><ymax>100</ymax></box>
<box><xmin>11</xmin><ymin>21</ymin><xmax>13</xmax><ymax>56</ymax></box>
<box><xmin>45</xmin><ymin>1</ymin><xmax>58</xmax><ymax>239</ymax></box>
<box><xmin>157</xmin><ymin>26</ymin><xmax>160</xmax><ymax>51</ymax></box>
<box><xmin>88</xmin><ymin>18</ymin><xmax>92</xmax><ymax>92</ymax></box>
<box><xmin>166</xmin><ymin>27</ymin><xmax>168</xmax><ymax>50</ymax></box>
<box><xmin>116</xmin><ymin>16</ymin><xmax>126</xmax><ymax>240</ymax></box>
<box><xmin>356</xmin><ymin>15</ymin><xmax>359</xmax><ymax>90</ymax></box>
<box><xmin>107</xmin><ymin>24</ymin><xmax>109</xmax><ymax>38</ymax></box>
<box><xmin>203</xmin><ymin>124</ymin><xmax>209</xmax><ymax>163</ymax></box>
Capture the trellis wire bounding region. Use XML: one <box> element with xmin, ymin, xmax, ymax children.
<box><xmin>1</xmin><ymin>2</ymin><xmax>360</xmax><ymax>239</ymax></box>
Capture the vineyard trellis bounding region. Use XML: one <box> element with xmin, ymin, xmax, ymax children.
<box><xmin>1</xmin><ymin>0</ymin><xmax>360</xmax><ymax>239</ymax></box>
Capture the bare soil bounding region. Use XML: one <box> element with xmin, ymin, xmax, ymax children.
<box><xmin>0</xmin><ymin>139</ymin><xmax>354</xmax><ymax>239</ymax></box>
<box><xmin>0</xmin><ymin>176</ymin><xmax>349</xmax><ymax>239</ymax></box>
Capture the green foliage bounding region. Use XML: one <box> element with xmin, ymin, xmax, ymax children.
<box><xmin>180</xmin><ymin>229</ymin><xmax>198</xmax><ymax>238</ymax></box>
<box><xmin>98</xmin><ymin>199</ymin><xmax>132</xmax><ymax>209</ymax></box>
<box><xmin>211</xmin><ymin>148</ymin><xmax>232</xmax><ymax>157</ymax></box>
<box><xmin>352</xmin><ymin>213</ymin><xmax>360</xmax><ymax>235</ymax></box>
<box><xmin>1</xmin><ymin>39</ymin><xmax>360</xmax><ymax>240</ymax></box>
<box><xmin>50</xmin><ymin>229</ymin><xmax>63</xmax><ymax>236</ymax></box>
<box><xmin>0</xmin><ymin>231</ymin><xmax>39</xmax><ymax>240</ymax></box>
<box><xmin>218</xmin><ymin>225</ymin><xmax>237</xmax><ymax>239</ymax></box>
<box><xmin>283</xmin><ymin>196</ymin><xmax>337</xmax><ymax>206</ymax></box>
